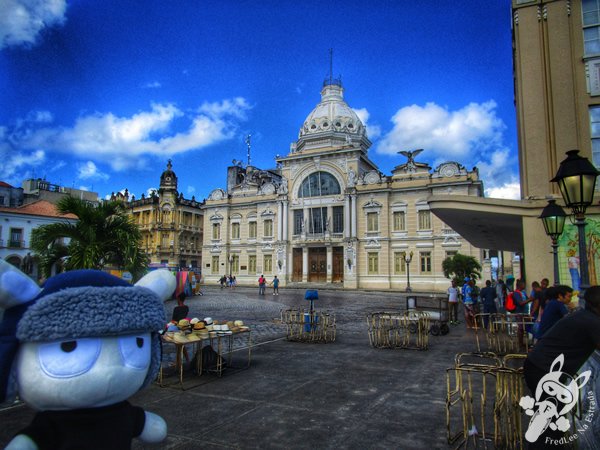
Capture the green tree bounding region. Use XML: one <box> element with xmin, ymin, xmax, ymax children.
<box><xmin>442</xmin><ymin>253</ymin><xmax>482</xmax><ymax>285</ymax></box>
<box><xmin>31</xmin><ymin>196</ymin><xmax>148</xmax><ymax>280</ymax></box>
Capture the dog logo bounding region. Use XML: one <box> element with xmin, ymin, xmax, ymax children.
<box><xmin>520</xmin><ymin>354</ymin><xmax>591</xmax><ymax>443</ymax></box>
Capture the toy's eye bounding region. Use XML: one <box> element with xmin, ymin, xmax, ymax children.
<box><xmin>38</xmin><ymin>338</ymin><xmax>102</xmax><ymax>378</ymax></box>
<box><xmin>118</xmin><ymin>335</ymin><xmax>151</xmax><ymax>370</ymax></box>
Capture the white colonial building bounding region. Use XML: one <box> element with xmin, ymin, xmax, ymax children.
<box><xmin>202</xmin><ymin>78</ymin><xmax>485</xmax><ymax>291</ymax></box>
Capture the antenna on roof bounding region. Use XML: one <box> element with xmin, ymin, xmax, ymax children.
<box><xmin>329</xmin><ymin>48</ymin><xmax>333</xmax><ymax>85</ymax></box>
<box><xmin>245</xmin><ymin>134</ymin><xmax>252</xmax><ymax>167</ymax></box>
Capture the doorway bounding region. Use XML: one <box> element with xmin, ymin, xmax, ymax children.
<box><xmin>308</xmin><ymin>247</ymin><xmax>327</xmax><ymax>282</ymax></box>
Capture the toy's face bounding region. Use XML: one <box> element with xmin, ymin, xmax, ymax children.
<box><xmin>16</xmin><ymin>333</ymin><xmax>152</xmax><ymax>410</ymax></box>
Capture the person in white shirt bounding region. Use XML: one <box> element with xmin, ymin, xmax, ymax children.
<box><xmin>448</xmin><ymin>280</ymin><xmax>460</xmax><ymax>325</ymax></box>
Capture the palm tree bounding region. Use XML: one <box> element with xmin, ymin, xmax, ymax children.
<box><xmin>441</xmin><ymin>253</ymin><xmax>482</xmax><ymax>285</ymax></box>
<box><xmin>31</xmin><ymin>196</ymin><xmax>148</xmax><ymax>281</ymax></box>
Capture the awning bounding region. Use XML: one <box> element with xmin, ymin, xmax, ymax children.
<box><xmin>427</xmin><ymin>195</ymin><xmax>547</xmax><ymax>253</ymax></box>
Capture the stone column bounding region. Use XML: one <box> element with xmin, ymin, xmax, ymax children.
<box><xmin>283</xmin><ymin>201</ymin><xmax>288</xmax><ymax>240</ymax></box>
<box><xmin>344</xmin><ymin>195</ymin><xmax>350</xmax><ymax>238</ymax></box>
<box><xmin>277</xmin><ymin>201</ymin><xmax>283</xmax><ymax>240</ymax></box>
<box><xmin>351</xmin><ymin>194</ymin><xmax>358</xmax><ymax>238</ymax></box>
<box><xmin>326</xmin><ymin>246</ymin><xmax>333</xmax><ymax>283</ymax></box>
<box><xmin>302</xmin><ymin>247</ymin><xmax>308</xmax><ymax>282</ymax></box>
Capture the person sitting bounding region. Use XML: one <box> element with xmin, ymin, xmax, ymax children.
<box><xmin>523</xmin><ymin>286</ymin><xmax>600</xmax><ymax>447</ymax></box>
<box><xmin>536</xmin><ymin>284</ymin><xmax>573</xmax><ymax>338</ymax></box>
<box><xmin>172</xmin><ymin>292</ymin><xmax>189</xmax><ymax>322</ymax></box>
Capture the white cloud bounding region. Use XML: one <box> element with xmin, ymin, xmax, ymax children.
<box><xmin>353</xmin><ymin>107</ymin><xmax>381</xmax><ymax>140</ymax></box>
<box><xmin>146</xmin><ymin>188</ymin><xmax>158</xmax><ymax>196</ymax></box>
<box><xmin>27</xmin><ymin>110</ymin><xmax>53</xmax><ymax>123</ymax></box>
<box><xmin>377</xmin><ymin>100</ymin><xmax>520</xmax><ymax>199</ymax></box>
<box><xmin>376</xmin><ymin>101</ymin><xmax>504</xmax><ymax>158</ymax></box>
<box><xmin>187</xmin><ymin>185</ymin><xmax>195</xmax><ymax>195</ymax></box>
<box><xmin>78</xmin><ymin>185</ymin><xmax>90</xmax><ymax>191</ymax></box>
<box><xmin>3</xmin><ymin>99</ymin><xmax>251</xmax><ymax>171</ymax></box>
<box><xmin>485</xmin><ymin>182</ymin><xmax>521</xmax><ymax>200</ymax></box>
<box><xmin>77</xmin><ymin>161</ymin><xmax>109</xmax><ymax>181</ymax></box>
<box><xmin>0</xmin><ymin>0</ymin><xmax>67</xmax><ymax>49</ymax></box>
<box><xmin>142</xmin><ymin>81</ymin><xmax>161</xmax><ymax>89</ymax></box>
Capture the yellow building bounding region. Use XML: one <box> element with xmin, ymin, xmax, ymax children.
<box><xmin>203</xmin><ymin>79</ymin><xmax>485</xmax><ymax>291</ymax></box>
<box><xmin>124</xmin><ymin>161</ymin><xmax>204</xmax><ymax>269</ymax></box>
<box><xmin>431</xmin><ymin>0</ymin><xmax>599</xmax><ymax>286</ymax></box>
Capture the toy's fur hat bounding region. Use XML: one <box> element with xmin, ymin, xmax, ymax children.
<box><xmin>0</xmin><ymin>264</ymin><xmax>174</xmax><ymax>402</ymax></box>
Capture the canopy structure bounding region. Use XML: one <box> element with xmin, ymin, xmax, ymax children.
<box><xmin>427</xmin><ymin>195</ymin><xmax>548</xmax><ymax>253</ymax></box>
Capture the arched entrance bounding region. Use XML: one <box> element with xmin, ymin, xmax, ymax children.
<box><xmin>6</xmin><ymin>255</ymin><xmax>21</xmax><ymax>268</ymax></box>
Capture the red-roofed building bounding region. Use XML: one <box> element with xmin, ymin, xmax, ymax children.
<box><xmin>0</xmin><ymin>200</ymin><xmax>78</xmax><ymax>280</ymax></box>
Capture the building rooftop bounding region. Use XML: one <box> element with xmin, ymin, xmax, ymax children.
<box><xmin>0</xmin><ymin>200</ymin><xmax>77</xmax><ymax>219</ymax></box>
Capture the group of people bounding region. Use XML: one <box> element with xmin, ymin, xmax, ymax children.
<box><xmin>219</xmin><ymin>274</ymin><xmax>237</xmax><ymax>289</ymax></box>
<box><xmin>258</xmin><ymin>275</ymin><xmax>279</xmax><ymax>295</ymax></box>
<box><xmin>448</xmin><ymin>276</ymin><xmax>579</xmax><ymax>341</ymax></box>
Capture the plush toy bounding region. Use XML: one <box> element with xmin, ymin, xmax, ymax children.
<box><xmin>0</xmin><ymin>260</ymin><xmax>175</xmax><ymax>449</ymax></box>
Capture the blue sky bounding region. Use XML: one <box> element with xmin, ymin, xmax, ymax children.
<box><xmin>0</xmin><ymin>0</ymin><xmax>519</xmax><ymax>201</ymax></box>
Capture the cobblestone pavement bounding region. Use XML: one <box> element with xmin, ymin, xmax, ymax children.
<box><xmin>1</xmin><ymin>285</ymin><xmax>477</xmax><ymax>450</ymax></box>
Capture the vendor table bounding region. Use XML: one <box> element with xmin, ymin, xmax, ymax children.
<box><xmin>158</xmin><ymin>329</ymin><xmax>252</xmax><ymax>389</ymax></box>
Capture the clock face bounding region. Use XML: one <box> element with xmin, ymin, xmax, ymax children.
<box><xmin>440</xmin><ymin>164</ymin><xmax>457</xmax><ymax>177</ymax></box>
<box><xmin>165</xmin><ymin>176</ymin><xmax>171</xmax><ymax>181</ymax></box>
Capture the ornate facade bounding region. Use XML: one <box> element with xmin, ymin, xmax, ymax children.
<box><xmin>203</xmin><ymin>79</ymin><xmax>484</xmax><ymax>291</ymax></box>
<box><xmin>124</xmin><ymin>161</ymin><xmax>204</xmax><ymax>269</ymax></box>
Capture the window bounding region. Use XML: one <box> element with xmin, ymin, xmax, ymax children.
<box><xmin>583</xmin><ymin>0</ymin><xmax>600</xmax><ymax>56</ymax></box>
<box><xmin>368</xmin><ymin>252</ymin><xmax>379</xmax><ymax>274</ymax></box>
<box><xmin>298</xmin><ymin>171</ymin><xmax>341</xmax><ymax>197</ymax></box>
<box><xmin>231</xmin><ymin>222</ymin><xmax>240</xmax><ymax>239</ymax></box>
<box><xmin>9</xmin><ymin>228</ymin><xmax>23</xmax><ymax>248</ymax></box>
<box><xmin>394</xmin><ymin>252</ymin><xmax>406</xmax><ymax>274</ymax></box>
<box><xmin>231</xmin><ymin>255</ymin><xmax>239</xmax><ymax>274</ymax></box>
<box><xmin>293</xmin><ymin>210</ymin><xmax>303</xmax><ymax>235</ymax></box>
<box><xmin>264</xmin><ymin>255</ymin><xmax>272</xmax><ymax>273</ymax></box>
<box><xmin>332</xmin><ymin>206</ymin><xmax>344</xmax><ymax>233</ymax></box>
<box><xmin>212</xmin><ymin>223</ymin><xmax>220</xmax><ymax>240</ymax></box>
<box><xmin>590</xmin><ymin>106</ymin><xmax>600</xmax><ymax>167</ymax></box>
<box><xmin>308</xmin><ymin>207</ymin><xmax>327</xmax><ymax>234</ymax></box>
<box><xmin>420</xmin><ymin>252</ymin><xmax>432</xmax><ymax>274</ymax></box>
<box><xmin>211</xmin><ymin>256</ymin><xmax>220</xmax><ymax>274</ymax></box>
<box><xmin>367</xmin><ymin>212</ymin><xmax>378</xmax><ymax>232</ymax></box>
<box><xmin>418</xmin><ymin>210</ymin><xmax>431</xmax><ymax>230</ymax></box>
<box><xmin>393</xmin><ymin>211</ymin><xmax>406</xmax><ymax>231</ymax></box>
<box><xmin>249</xmin><ymin>221</ymin><xmax>257</xmax><ymax>239</ymax></box>
<box><xmin>263</xmin><ymin>220</ymin><xmax>273</xmax><ymax>237</ymax></box>
<box><xmin>248</xmin><ymin>255</ymin><xmax>256</xmax><ymax>273</ymax></box>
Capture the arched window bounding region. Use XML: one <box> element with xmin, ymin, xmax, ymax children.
<box><xmin>298</xmin><ymin>171</ymin><xmax>341</xmax><ymax>197</ymax></box>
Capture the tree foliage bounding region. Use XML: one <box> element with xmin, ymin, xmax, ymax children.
<box><xmin>31</xmin><ymin>196</ymin><xmax>148</xmax><ymax>280</ymax></box>
<box><xmin>442</xmin><ymin>253</ymin><xmax>482</xmax><ymax>284</ymax></box>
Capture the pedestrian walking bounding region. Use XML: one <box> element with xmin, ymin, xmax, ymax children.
<box><xmin>258</xmin><ymin>275</ymin><xmax>266</xmax><ymax>295</ymax></box>
<box><xmin>270</xmin><ymin>275</ymin><xmax>280</xmax><ymax>295</ymax></box>
<box><xmin>447</xmin><ymin>280</ymin><xmax>459</xmax><ymax>325</ymax></box>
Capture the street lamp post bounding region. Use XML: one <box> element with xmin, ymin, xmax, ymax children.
<box><xmin>551</xmin><ymin>150</ymin><xmax>599</xmax><ymax>296</ymax></box>
<box><xmin>539</xmin><ymin>199</ymin><xmax>567</xmax><ymax>285</ymax></box>
<box><xmin>405</xmin><ymin>251</ymin><xmax>414</xmax><ymax>293</ymax></box>
<box><xmin>228</xmin><ymin>255</ymin><xmax>233</xmax><ymax>278</ymax></box>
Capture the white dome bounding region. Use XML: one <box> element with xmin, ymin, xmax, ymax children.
<box><xmin>299</xmin><ymin>81</ymin><xmax>366</xmax><ymax>139</ymax></box>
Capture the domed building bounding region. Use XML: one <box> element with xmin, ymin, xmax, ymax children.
<box><xmin>203</xmin><ymin>79</ymin><xmax>485</xmax><ymax>291</ymax></box>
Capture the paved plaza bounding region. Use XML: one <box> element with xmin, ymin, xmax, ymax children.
<box><xmin>1</xmin><ymin>285</ymin><xmax>477</xmax><ymax>449</ymax></box>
